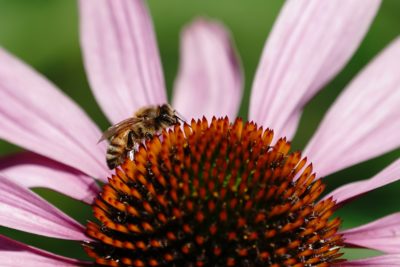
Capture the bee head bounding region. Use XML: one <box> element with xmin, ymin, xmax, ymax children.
<box><xmin>158</xmin><ymin>104</ymin><xmax>184</xmax><ymax>126</ymax></box>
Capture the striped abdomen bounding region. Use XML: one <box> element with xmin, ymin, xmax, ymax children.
<box><xmin>106</xmin><ymin>132</ymin><xmax>129</xmax><ymax>169</ymax></box>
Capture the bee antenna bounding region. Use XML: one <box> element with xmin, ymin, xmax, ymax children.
<box><xmin>177</xmin><ymin>116</ymin><xmax>186</xmax><ymax>123</ymax></box>
<box><xmin>173</xmin><ymin>110</ymin><xmax>191</xmax><ymax>128</ymax></box>
<box><xmin>173</xmin><ymin>111</ymin><xmax>186</xmax><ymax>123</ymax></box>
<box><xmin>178</xmin><ymin>116</ymin><xmax>192</xmax><ymax>127</ymax></box>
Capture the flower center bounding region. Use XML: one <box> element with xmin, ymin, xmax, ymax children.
<box><xmin>83</xmin><ymin>117</ymin><xmax>343</xmax><ymax>266</ymax></box>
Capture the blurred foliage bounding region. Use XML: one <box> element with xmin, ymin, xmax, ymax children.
<box><xmin>0</xmin><ymin>0</ymin><xmax>399</xmax><ymax>261</ymax></box>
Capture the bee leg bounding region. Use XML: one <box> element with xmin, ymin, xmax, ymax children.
<box><xmin>145</xmin><ymin>132</ymin><xmax>153</xmax><ymax>140</ymax></box>
<box><xmin>125</xmin><ymin>132</ymin><xmax>140</xmax><ymax>161</ymax></box>
<box><xmin>126</xmin><ymin>150</ymin><xmax>135</xmax><ymax>161</ymax></box>
<box><xmin>126</xmin><ymin>131</ymin><xmax>136</xmax><ymax>150</ymax></box>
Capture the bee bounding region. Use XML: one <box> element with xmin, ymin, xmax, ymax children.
<box><xmin>98</xmin><ymin>104</ymin><xmax>184</xmax><ymax>169</ymax></box>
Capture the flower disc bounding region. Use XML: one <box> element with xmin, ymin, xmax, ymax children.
<box><xmin>84</xmin><ymin>117</ymin><xmax>343</xmax><ymax>267</ymax></box>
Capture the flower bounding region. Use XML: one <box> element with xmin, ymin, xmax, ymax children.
<box><xmin>0</xmin><ymin>0</ymin><xmax>399</xmax><ymax>266</ymax></box>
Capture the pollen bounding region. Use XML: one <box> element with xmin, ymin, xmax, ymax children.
<box><xmin>84</xmin><ymin>117</ymin><xmax>344</xmax><ymax>266</ymax></box>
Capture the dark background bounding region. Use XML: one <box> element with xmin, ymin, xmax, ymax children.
<box><xmin>0</xmin><ymin>0</ymin><xmax>399</xmax><ymax>261</ymax></box>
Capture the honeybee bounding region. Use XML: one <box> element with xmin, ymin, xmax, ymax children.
<box><xmin>98</xmin><ymin>104</ymin><xmax>184</xmax><ymax>169</ymax></box>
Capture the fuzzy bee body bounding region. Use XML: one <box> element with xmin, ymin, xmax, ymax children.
<box><xmin>105</xmin><ymin>131</ymin><xmax>131</xmax><ymax>169</ymax></box>
<box><xmin>99</xmin><ymin>104</ymin><xmax>183</xmax><ymax>169</ymax></box>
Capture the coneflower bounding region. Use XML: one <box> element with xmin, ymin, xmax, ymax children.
<box><xmin>85</xmin><ymin>118</ymin><xmax>344</xmax><ymax>266</ymax></box>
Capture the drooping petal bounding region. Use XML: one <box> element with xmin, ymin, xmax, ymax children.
<box><xmin>0</xmin><ymin>152</ymin><xmax>99</xmax><ymax>204</ymax></box>
<box><xmin>80</xmin><ymin>0</ymin><xmax>167</xmax><ymax>124</ymax></box>
<box><xmin>0</xmin><ymin>235</ymin><xmax>88</xmax><ymax>267</ymax></box>
<box><xmin>342</xmin><ymin>255</ymin><xmax>400</xmax><ymax>266</ymax></box>
<box><xmin>325</xmin><ymin>158</ymin><xmax>400</xmax><ymax>206</ymax></box>
<box><xmin>172</xmin><ymin>18</ymin><xmax>243</xmax><ymax>121</ymax></box>
<box><xmin>305</xmin><ymin>38</ymin><xmax>400</xmax><ymax>177</ymax></box>
<box><xmin>0</xmin><ymin>177</ymin><xmax>86</xmax><ymax>240</ymax></box>
<box><xmin>249</xmin><ymin>0</ymin><xmax>381</xmax><ymax>139</ymax></box>
<box><xmin>341</xmin><ymin>213</ymin><xmax>400</xmax><ymax>253</ymax></box>
<box><xmin>0</xmin><ymin>48</ymin><xmax>108</xmax><ymax>179</ymax></box>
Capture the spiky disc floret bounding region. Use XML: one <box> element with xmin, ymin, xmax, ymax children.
<box><xmin>84</xmin><ymin>117</ymin><xmax>343</xmax><ymax>267</ymax></box>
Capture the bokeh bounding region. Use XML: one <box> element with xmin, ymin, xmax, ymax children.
<box><xmin>0</xmin><ymin>0</ymin><xmax>399</xmax><ymax>261</ymax></box>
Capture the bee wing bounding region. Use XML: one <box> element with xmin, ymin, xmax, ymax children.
<box><xmin>97</xmin><ymin>117</ymin><xmax>143</xmax><ymax>143</ymax></box>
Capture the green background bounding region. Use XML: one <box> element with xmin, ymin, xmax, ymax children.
<box><xmin>0</xmin><ymin>0</ymin><xmax>399</xmax><ymax>262</ymax></box>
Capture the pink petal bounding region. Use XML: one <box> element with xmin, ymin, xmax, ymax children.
<box><xmin>340</xmin><ymin>255</ymin><xmax>400</xmax><ymax>266</ymax></box>
<box><xmin>0</xmin><ymin>177</ymin><xmax>86</xmax><ymax>240</ymax></box>
<box><xmin>249</xmin><ymin>0</ymin><xmax>381</xmax><ymax>140</ymax></box>
<box><xmin>172</xmin><ymin>18</ymin><xmax>243</xmax><ymax>121</ymax></box>
<box><xmin>341</xmin><ymin>213</ymin><xmax>400</xmax><ymax>253</ymax></box>
<box><xmin>80</xmin><ymin>0</ymin><xmax>167</xmax><ymax>124</ymax></box>
<box><xmin>325</xmin><ymin>158</ymin><xmax>400</xmax><ymax>206</ymax></box>
<box><xmin>0</xmin><ymin>152</ymin><xmax>99</xmax><ymax>204</ymax></box>
<box><xmin>0</xmin><ymin>48</ymin><xmax>108</xmax><ymax>180</ymax></box>
<box><xmin>0</xmin><ymin>234</ymin><xmax>88</xmax><ymax>267</ymax></box>
<box><xmin>305</xmin><ymin>38</ymin><xmax>400</xmax><ymax>177</ymax></box>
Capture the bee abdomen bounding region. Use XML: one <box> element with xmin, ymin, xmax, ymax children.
<box><xmin>106</xmin><ymin>150</ymin><xmax>123</xmax><ymax>169</ymax></box>
<box><xmin>106</xmin><ymin>138</ymin><xmax>126</xmax><ymax>169</ymax></box>
<box><xmin>107</xmin><ymin>144</ymin><xmax>124</xmax><ymax>154</ymax></box>
<box><xmin>106</xmin><ymin>155</ymin><xmax>122</xmax><ymax>170</ymax></box>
